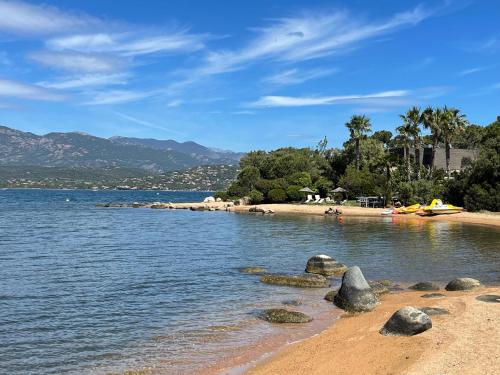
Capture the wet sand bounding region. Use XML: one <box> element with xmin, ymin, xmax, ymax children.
<box><xmin>245</xmin><ymin>287</ymin><xmax>500</xmax><ymax>375</ymax></box>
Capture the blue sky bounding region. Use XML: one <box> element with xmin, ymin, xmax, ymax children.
<box><xmin>0</xmin><ymin>0</ymin><xmax>499</xmax><ymax>151</ymax></box>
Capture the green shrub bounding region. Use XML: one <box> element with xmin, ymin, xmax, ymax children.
<box><xmin>214</xmin><ymin>191</ymin><xmax>229</xmax><ymax>201</ymax></box>
<box><xmin>314</xmin><ymin>177</ymin><xmax>333</xmax><ymax>197</ymax></box>
<box><xmin>286</xmin><ymin>172</ymin><xmax>312</xmax><ymax>187</ymax></box>
<box><xmin>286</xmin><ymin>185</ymin><xmax>303</xmax><ymax>202</ymax></box>
<box><xmin>227</xmin><ymin>182</ymin><xmax>250</xmax><ymax>198</ymax></box>
<box><xmin>268</xmin><ymin>188</ymin><xmax>287</xmax><ymax>203</ymax></box>
<box><xmin>249</xmin><ymin>189</ymin><xmax>264</xmax><ymax>204</ymax></box>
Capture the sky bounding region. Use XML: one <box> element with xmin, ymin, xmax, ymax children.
<box><xmin>0</xmin><ymin>0</ymin><xmax>499</xmax><ymax>151</ymax></box>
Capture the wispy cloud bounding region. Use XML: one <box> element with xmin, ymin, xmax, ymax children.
<box><xmin>112</xmin><ymin>111</ymin><xmax>184</xmax><ymax>135</ymax></box>
<box><xmin>46</xmin><ymin>30</ymin><xmax>207</xmax><ymax>56</ymax></box>
<box><xmin>463</xmin><ymin>36</ymin><xmax>500</xmax><ymax>53</ymax></box>
<box><xmin>38</xmin><ymin>73</ymin><xmax>129</xmax><ymax>89</ymax></box>
<box><xmin>232</xmin><ymin>110</ymin><xmax>255</xmax><ymax>115</ymax></box>
<box><xmin>263</xmin><ymin>68</ymin><xmax>337</xmax><ymax>85</ymax></box>
<box><xmin>30</xmin><ymin>51</ymin><xmax>123</xmax><ymax>73</ymax></box>
<box><xmin>458</xmin><ymin>66</ymin><xmax>491</xmax><ymax>76</ymax></box>
<box><xmin>166</xmin><ymin>99</ymin><xmax>183</xmax><ymax>107</ymax></box>
<box><xmin>83</xmin><ymin>90</ymin><xmax>153</xmax><ymax>105</ymax></box>
<box><xmin>0</xmin><ymin>78</ymin><xmax>64</xmax><ymax>101</ymax></box>
<box><xmin>250</xmin><ymin>90</ymin><xmax>410</xmax><ymax>107</ymax></box>
<box><xmin>0</xmin><ymin>0</ymin><xmax>99</xmax><ymax>35</ymax></box>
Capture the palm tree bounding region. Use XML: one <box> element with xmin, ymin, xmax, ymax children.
<box><xmin>345</xmin><ymin>115</ymin><xmax>371</xmax><ymax>170</ymax></box>
<box><xmin>421</xmin><ymin>107</ymin><xmax>443</xmax><ymax>176</ymax></box>
<box><xmin>441</xmin><ymin>107</ymin><xmax>468</xmax><ymax>177</ymax></box>
<box><xmin>396</xmin><ymin>121</ymin><xmax>412</xmax><ymax>182</ymax></box>
<box><xmin>399</xmin><ymin>107</ymin><xmax>422</xmax><ymax>179</ymax></box>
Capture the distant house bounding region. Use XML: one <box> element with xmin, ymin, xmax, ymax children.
<box><xmin>392</xmin><ymin>146</ymin><xmax>478</xmax><ymax>172</ymax></box>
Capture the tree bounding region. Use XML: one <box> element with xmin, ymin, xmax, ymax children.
<box><xmin>421</xmin><ymin>107</ymin><xmax>443</xmax><ymax>176</ymax></box>
<box><xmin>399</xmin><ymin>107</ymin><xmax>422</xmax><ymax>180</ymax></box>
<box><xmin>345</xmin><ymin>115</ymin><xmax>372</xmax><ymax>170</ymax></box>
<box><xmin>396</xmin><ymin>121</ymin><xmax>412</xmax><ymax>182</ymax></box>
<box><xmin>371</xmin><ymin>130</ymin><xmax>393</xmax><ymax>147</ymax></box>
<box><xmin>442</xmin><ymin>107</ymin><xmax>468</xmax><ymax>177</ymax></box>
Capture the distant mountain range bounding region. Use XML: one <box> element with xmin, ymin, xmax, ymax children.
<box><xmin>0</xmin><ymin>126</ymin><xmax>243</xmax><ymax>173</ymax></box>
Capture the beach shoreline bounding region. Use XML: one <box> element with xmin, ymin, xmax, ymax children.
<box><xmin>218</xmin><ymin>287</ymin><xmax>499</xmax><ymax>375</ymax></box>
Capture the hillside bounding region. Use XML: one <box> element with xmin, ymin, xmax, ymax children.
<box><xmin>0</xmin><ymin>126</ymin><xmax>242</xmax><ymax>173</ymax></box>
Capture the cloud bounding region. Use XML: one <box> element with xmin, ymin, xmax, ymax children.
<box><xmin>166</xmin><ymin>99</ymin><xmax>182</xmax><ymax>107</ymax></box>
<box><xmin>112</xmin><ymin>111</ymin><xmax>184</xmax><ymax>135</ymax></box>
<box><xmin>38</xmin><ymin>73</ymin><xmax>129</xmax><ymax>89</ymax></box>
<box><xmin>263</xmin><ymin>68</ymin><xmax>337</xmax><ymax>85</ymax></box>
<box><xmin>0</xmin><ymin>0</ymin><xmax>98</xmax><ymax>35</ymax></box>
<box><xmin>46</xmin><ymin>30</ymin><xmax>207</xmax><ymax>56</ymax></box>
<box><xmin>0</xmin><ymin>78</ymin><xmax>64</xmax><ymax>100</ymax></box>
<box><xmin>250</xmin><ymin>90</ymin><xmax>410</xmax><ymax>107</ymax></box>
<box><xmin>30</xmin><ymin>51</ymin><xmax>122</xmax><ymax>73</ymax></box>
<box><xmin>458</xmin><ymin>66</ymin><xmax>491</xmax><ymax>76</ymax></box>
<box><xmin>83</xmin><ymin>89</ymin><xmax>153</xmax><ymax>105</ymax></box>
<box><xmin>232</xmin><ymin>110</ymin><xmax>255</xmax><ymax>115</ymax></box>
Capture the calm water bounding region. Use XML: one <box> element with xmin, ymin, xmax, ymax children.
<box><xmin>1</xmin><ymin>189</ymin><xmax>499</xmax><ymax>375</ymax></box>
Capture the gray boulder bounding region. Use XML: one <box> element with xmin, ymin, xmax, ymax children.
<box><xmin>260</xmin><ymin>273</ymin><xmax>330</xmax><ymax>288</ymax></box>
<box><xmin>305</xmin><ymin>254</ymin><xmax>347</xmax><ymax>276</ymax></box>
<box><xmin>409</xmin><ymin>282</ymin><xmax>440</xmax><ymax>291</ymax></box>
<box><xmin>333</xmin><ymin>266</ymin><xmax>378</xmax><ymax>313</ymax></box>
<box><xmin>369</xmin><ymin>281</ymin><xmax>390</xmax><ymax>296</ymax></box>
<box><xmin>421</xmin><ymin>293</ymin><xmax>446</xmax><ymax>299</ymax></box>
<box><xmin>380</xmin><ymin>306</ymin><xmax>432</xmax><ymax>336</ymax></box>
<box><xmin>324</xmin><ymin>290</ymin><xmax>337</xmax><ymax>302</ymax></box>
<box><xmin>445</xmin><ymin>278</ymin><xmax>482</xmax><ymax>291</ymax></box>
<box><xmin>260</xmin><ymin>308</ymin><xmax>312</xmax><ymax>323</ymax></box>
<box><xmin>476</xmin><ymin>295</ymin><xmax>500</xmax><ymax>303</ymax></box>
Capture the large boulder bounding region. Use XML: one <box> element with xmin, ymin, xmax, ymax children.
<box><xmin>260</xmin><ymin>273</ymin><xmax>330</xmax><ymax>288</ymax></box>
<box><xmin>409</xmin><ymin>282</ymin><xmax>440</xmax><ymax>291</ymax></box>
<box><xmin>445</xmin><ymin>278</ymin><xmax>482</xmax><ymax>291</ymax></box>
<box><xmin>380</xmin><ymin>307</ymin><xmax>432</xmax><ymax>336</ymax></box>
<box><xmin>305</xmin><ymin>254</ymin><xmax>347</xmax><ymax>276</ymax></box>
<box><xmin>333</xmin><ymin>266</ymin><xmax>378</xmax><ymax>312</ymax></box>
<box><xmin>260</xmin><ymin>308</ymin><xmax>312</xmax><ymax>323</ymax></box>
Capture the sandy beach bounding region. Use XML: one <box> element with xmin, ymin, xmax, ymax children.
<box><xmin>246</xmin><ymin>287</ymin><xmax>500</xmax><ymax>375</ymax></box>
<box><xmin>156</xmin><ymin>202</ymin><xmax>500</xmax><ymax>228</ymax></box>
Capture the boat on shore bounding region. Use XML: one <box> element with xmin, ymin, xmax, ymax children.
<box><xmin>421</xmin><ymin>199</ymin><xmax>464</xmax><ymax>215</ymax></box>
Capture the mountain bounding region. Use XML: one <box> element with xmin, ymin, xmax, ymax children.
<box><xmin>0</xmin><ymin>126</ymin><xmax>242</xmax><ymax>173</ymax></box>
<box><xmin>109</xmin><ymin>136</ymin><xmax>243</xmax><ymax>164</ymax></box>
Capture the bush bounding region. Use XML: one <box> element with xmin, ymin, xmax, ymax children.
<box><xmin>286</xmin><ymin>185</ymin><xmax>303</xmax><ymax>202</ymax></box>
<box><xmin>249</xmin><ymin>189</ymin><xmax>264</xmax><ymax>204</ymax></box>
<box><xmin>314</xmin><ymin>177</ymin><xmax>333</xmax><ymax>197</ymax></box>
<box><xmin>214</xmin><ymin>191</ymin><xmax>229</xmax><ymax>201</ymax></box>
<box><xmin>286</xmin><ymin>172</ymin><xmax>312</xmax><ymax>187</ymax></box>
<box><xmin>227</xmin><ymin>182</ymin><xmax>250</xmax><ymax>198</ymax></box>
<box><xmin>268</xmin><ymin>188</ymin><xmax>287</xmax><ymax>203</ymax></box>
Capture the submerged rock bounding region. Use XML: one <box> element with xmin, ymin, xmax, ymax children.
<box><xmin>476</xmin><ymin>295</ymin><xmax>500</xmax><ymax>303</ymax></box>
<box><xmin>260</xmin><ymin>308</ymin><xmax>312</xmax><ymax>323</ymax></box>
<box><xmin>409</xmin><ymin>282</ymin><xmax>440</xmax><ymax>291</ymax></box>
<box><xmin>305</xmin><ymin>254</ymin><xmax>347</xmax><ymax>276</ymax></box>
<box><xmin>421</xmin><ymin>293</ymin><xmax>446</xmax><ymax>299</ymax></box>
<box><xmin>324</xmin><ymin>290</ymin><xmax>337</xmax><ymax>302</ymax></box>
<box><xmin>369</xmin><ymin>281</ymin><xmax>390</xmax><ymax>296</ymax></box>
<box><xmin>380</xmin><ymin>306</ymin><xmax>432</xmax><ymax>336</ymax></box>
<box><xmin>419</xmin><ymin>307</ymin><xmax>450</xmax><ymax>316</ymax></box>
<box><xmin>333</xmin><ymin>266</ymin><xmax>378</xmax><ymax>313</ymax></box>
<box><xmin>282</xmin><ymin>299</ymin><xmax>303</xmax><ymax>306</ymax></box>
<box><xmin>260</xmin><ymin>273</ymin><xmax>330</xmax><ymax>288</ymax></box>
<box><xmin>445</xmin><ymin>278</ymin><xmax>482</xmax><ymax>291</ymax></box>
<box><xmin>239</xmin><ymin>267</ymin><xmax>267</xmax><ymax>274</ymax></box>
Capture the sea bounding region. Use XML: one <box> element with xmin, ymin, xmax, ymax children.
<box><xmin>1</xmin><ymin>189</ymin><xmax>499</xmax><ymax>374</ymax></box>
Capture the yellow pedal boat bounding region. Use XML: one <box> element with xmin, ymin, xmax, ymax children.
<box><xmin>395</xmin><ymin>203</ymin><xmax>421</xmax><ymax>214</ymax></box>
<box><xmin>422</xmin><ymin>199</ymin><xmax>464</xmax><ymax>215</ymax></box>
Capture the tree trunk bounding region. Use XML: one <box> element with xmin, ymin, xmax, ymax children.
<box><xmin>405</xmin><ymin>145</ymin><xmax>411</xmax><ymax>182</ymax></box>
<box><xmin>414</xmin><ymin>139</ymin><xmax>421</xmax><ymax>180</ymax></box>
<box><xmin>355</xmin><ymin>138</ymin><xmax>360</xmax><ymax>170</ymax></box>
<box><xmin>430</xmin><ymin>137</ymin><xmax>438</xmax><ymax>177</ymax></box>
<box><xmin>445</xmin><ymin>139</ymin><xmax>451</xmax><ymax>178</ymax></box>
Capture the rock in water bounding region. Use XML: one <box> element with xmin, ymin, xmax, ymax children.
<box><xmin>305</xmin><ymin>254</ymin><xmax>347</xmax><ymax>276</ymax></box>
<box><xmin>445</xmin><ymin>278</ymin><xmax>482</xmax><ymax>291</ymax></box>
<box><xmin>260</xmin><ymin>308</ymin><xmax>312</xmax><ymax>323</ymax></box>
<box><xmin>239</xmin><ymin>267</ymin><xmax>267</xmax><ymax>274</ymax></box>
<box><xmin>380</xmin><ymin>307</ymin><xmax>432</xmax><ymax>336</ymax></box>
<box><xmin>333</xmin><ymin>266</ymin><xmax>378</xmax><ymax>312</ymax></box>
<box><xmin>419</xmin><ymin>307</ymin><xmax>450</xmax><ymax>316</ymax></box>
<box><xmin>260</xmin><ymin>273</ymin><xmax>330</xmax><ymax>288</ymax></box>
<box><xmin>409</xmin><ymin>282</ymin><xmax>440</xmax><ymax>291</ymax></box>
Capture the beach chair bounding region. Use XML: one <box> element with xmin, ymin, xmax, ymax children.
<box><xmin>340</xmin><ymin>199</ymin><xmax>347</xmax><ymax>205</ymax></box>
<box><xmin>304</xmin><ymin>194</ymin><xmax>313</xmax><ymax>203</ymax></box>
<box><xmin>318</xmin><ymin>198</ymin><xmax>325</xmax><ymax>204</ymax></box>
<box><xmin>313</xmin><ymin>195</ymin><xmax>321</xmax><ymax>203</ymax></box>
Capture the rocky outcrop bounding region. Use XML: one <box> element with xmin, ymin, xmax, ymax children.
<box><xmin>260</xmin><ymin>273</ymin><xmax>330</xmax><ymax>288</ymax></box>
<box><xmin>409</xmin><ymin>282</ymin><xmax>440</xmax><ymax>291</ymax></box>
<box><xmin>380</xmin><ymin>307</ymin><xmax>432</xmax><ymax>336</ymax></box>
<box><xmin>239</xmin><ymin>267</ymin><xmax>267</xmax><ymax>274</ymax></box>
<box><xmin>305</xmin><ymin>254</ymin><xmax>347</xmax><ymax>277</ymax></box>
<box><xmin>333</xmin><ymin>266</ymin><xmax>378</xmax><ymax>313</ymax></box>
<box><xmin>445</xmin><ymin>278</ymin><xmax>482</xmax><ymax>291</ymax></box>
<box><xmin>249</xmin><ymin>206</ymin><xmax>275</xmax><ymax>214</ymax></box>
<box><xmin>419</xmin><ymin>307</ymin><xmax>450</xmax><ymax>316</ymax></box>
<box><xmin>260</xmin><ymin>308</ymin><xmax>312</xmax><ymax>323</ymax></box>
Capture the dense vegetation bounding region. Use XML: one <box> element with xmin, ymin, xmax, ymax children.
<box><xmin>219</xmin><ymin>108</ymin><xmax>499</xmax><ymax>212</ymax></box>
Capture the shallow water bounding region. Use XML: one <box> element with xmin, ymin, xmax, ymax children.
<box><xmin>0</xmin><ymin>189</ymin><xmax>499</xmax><ymax>374</ymax></box>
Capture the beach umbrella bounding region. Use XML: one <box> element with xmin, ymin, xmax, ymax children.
<box><xmin>332</xmin><ymin>187</ymin><xmax>348</xmax><ymax>200</ymax></box>
<box><xmin>299</xmin><ymin>187</ymin><xmax>315</xmax><ymax>193</ymax></box>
